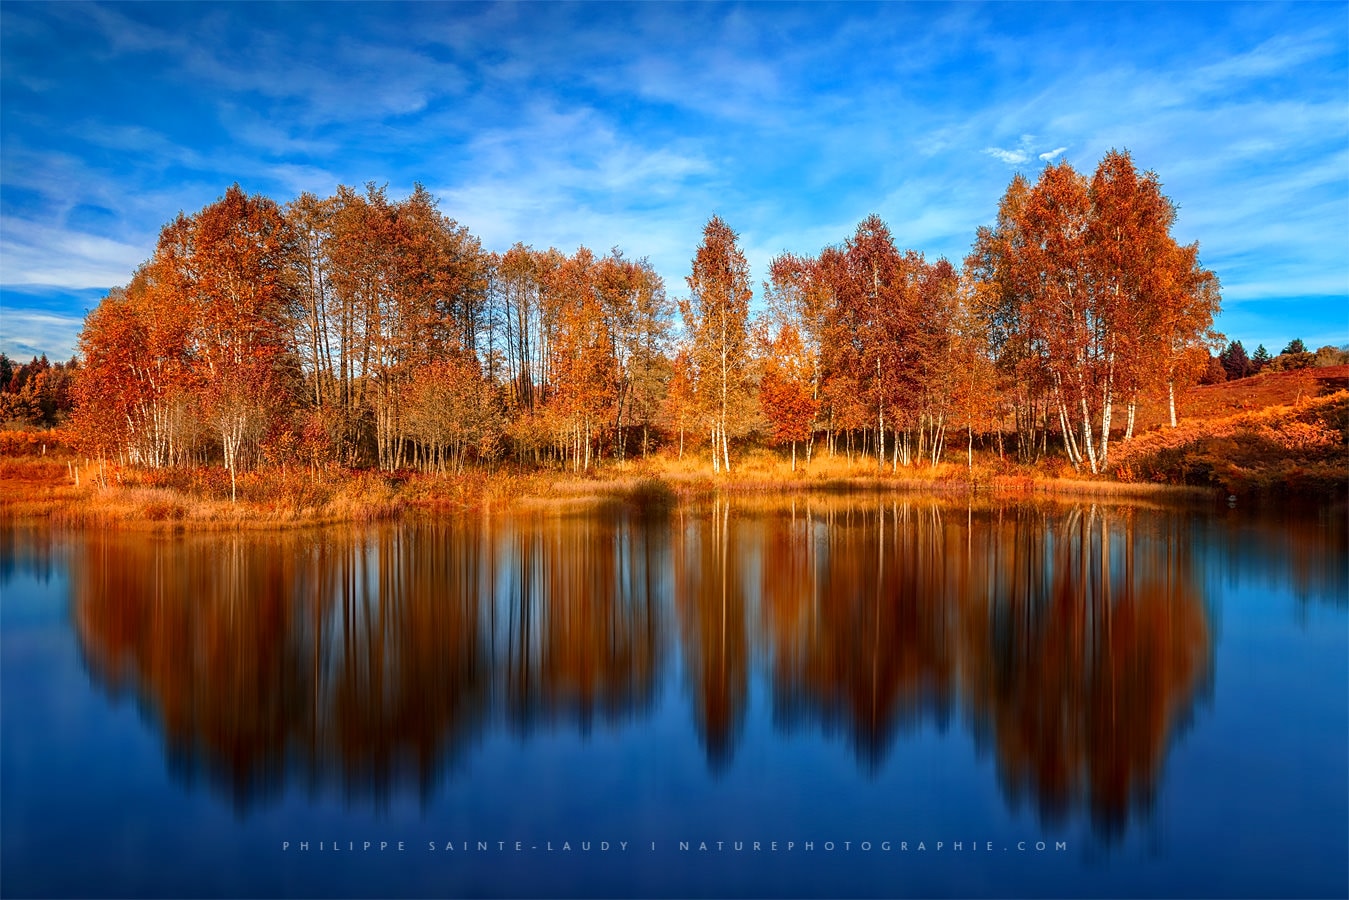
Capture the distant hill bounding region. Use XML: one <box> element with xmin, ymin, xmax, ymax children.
<box><xmin>1135</xmin><ymin>365</ymin><xmax>1349</xmax><ymax>432</ymax></box>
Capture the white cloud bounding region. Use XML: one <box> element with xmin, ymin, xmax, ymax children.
<box><xmin>985</xmin><ymin>148</ymin><xmax>1030</xmax><ymax>165</ymax></box>
<box><xmin>1213</xmin><ymin>276</ymin><xmax>1349</xmax><ymax>304</ymax></box>
<box><xmin>430</xmin><ymin>99</ymin><xmax>722</xmax><ymax>293</ymax></box>
<box><xmin>0</xmin><ymin>309</ymin><xmax>85</xmax><ymax>360</ymax></box>
<box><xmin>0</xmin><ymin>220</ymin><xmax>147</xmax><ymax>289</ymax></box>
<box><xmin>986</xmin><ymin>134</ymin><xmax>1070</xmax><ymax>169</ymax></box>
<box><xmin>1188</xmin><ymin>31</ymin><xmax>1341</xmax><ymax>96</ymax></box>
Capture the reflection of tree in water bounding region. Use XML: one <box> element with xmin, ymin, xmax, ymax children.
<box><xmin>759</xmin><ymin>501</ymin><xmax>957</xmax><ymax>772</ymax></box>
<box><xmin>72</xmin><ymin>514</ymin><xmax>664</xmax><ymax>813</ymax></box>
<box><xmin>1210</xmin><ymin>504</ymin><xmax>1348</xmax><ymax>610</ymax></box>
<box><xmin>755</xmin><ymin>498</ymin><xmax>1212</xmax><ymax>840</ymax></box>
<box><xmin>959</xmin><ymin>504</ymin><xmax>1213</xmax><ymax>841</ymax></box>
<box><xmin>73</xmin><ymin>526</ymin><xmax>491</xmax><ymax>811</ymax></box>
<box><xmin>674</xmin><ymin>500</ymin><xmax>749</xmax><ymax>773</ymax></box>
<box><xmin>71</xmin><ymin>498</ymin><xmax>1227</xmax><ymax>836</ymax></box>
<box><xmin>496</xmin><ymin>513</ymin><xmax>664</xmax><ymax>734</ymax></box>
<box><xmin>0</xmin><ymin>523</ymin><xmax>62</xmax><ymax>587</ymax></box>
<box><xmin>310</xmin><ymin>526</ymin><xmax>492</xmax><ymax>806</ymax></box>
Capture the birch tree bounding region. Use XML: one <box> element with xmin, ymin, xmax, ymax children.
<box><xmin>682</xmin><ymin>216</ymin><xmax>754</xmax><ymax>473</ymax></box>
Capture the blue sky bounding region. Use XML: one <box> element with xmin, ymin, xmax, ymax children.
<box><xmin>1</xmin><ymin>1</ymin><xmax>1346</xmax><ymax>361</ymax></box>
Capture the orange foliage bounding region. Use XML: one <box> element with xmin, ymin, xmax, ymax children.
<box><xmin>1112</xmin><ymin>390</ymin><xmax>1348</xmax><ymax>495</ymax></box>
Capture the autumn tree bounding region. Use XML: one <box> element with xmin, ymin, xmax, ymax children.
<box><xmin>310</xmin><ymin>185</ymin><xmax>387</xmax><ymax>464</ymax></box>
<box><xmin>403</xmin><ymin>349</ymin><xmax>492</xmax><ymax>473</ymax></box>
<box><xmin>184</xmin><ymin>185</ymin><xmax>298</xmax><ymax>500</ymax></box>
<box><xmin>0</xmin><ymin>354</ymin><xmax>77</xmax><ymax>427</ymax></box>
<box><xmin>968</xmin><ymin>151</ymin><xmax>1220</xmax><ymax>473</ymax></box>
<box><xmin>73</xmin><ymin>185</ymin><xmax>297</xmax><ymax>491</ymax></box>
<box><xmin>1198</xmin><ymin>353</ymin><xmax>1226</xmax><ymax>386</ymax></box>
<box><xmin>286</xmin><ymin>193</ymin><xmax>337</xmax><ymax>411</ymax></box>
<box><xmin>74</xmin><ymin>260</ymin><xmax>199</xmax><ymax>466</ymax></box>
<box><xmin>813</xmin><ymin>245</ymin><xmax>870</xmax><ymax>461</ymax></box>
<box><xmin>623</xmin><ymin>259</ymin><xmax>673</xmax><ymax>457</ymax></box>
<box><xmin>771</xmin><ymin>224</ymin><xmax>954</xmax><ymax>469</ymax></box>
<box><xmin>682</xmin><ymin>216</ymin><xmax>754</xmax><ymax>472</ymax></box>
<box><xmin>809</xmin><ymin>215</ymin><xmax>961</xmax><ymax>470</ymax></box>
<box><xmin>320</xmin><ymin>184</ymin><xmax>489</xmax><ymax>471</ymax></box>
<box><xmin>838</xmin><ymin>215</ymin><xmax>912</xmax><ymax>468</ymax></box>
<box><xmin>1269</xmin><ymin>338</ymin><xmax>1315</xmax><ymax>372</ymax></box>
<box><xmin>1014</xmin><ymin>161</ymin><xmax>1103</xmax><ymax>471</ymax></box>
<box><xmin>1150</xmin><ymin>242</ymin><xmax>1221</xmax><ymax>429</ymax></box>
<box><xmin>756</xmin><ymin>323</ymin><xmax>817</xmax><ymax>470</ymax></box>
<box><xmin>905</xmin><ymin>258</ymin><xmax>964</xmax><ymax>467</ymax></box>
<box><xmin>949</xmin><ymin>277</ymin><xmax>1003</xmax><ymax>469</ymax></box>
<box><xmin>492</xmin><ymin>243</ymin><xmax>545</xmax><ymax>413</ymax></box>
<box><xmin>966</xmin><ymin>173</ymin><xmax>1055</xmax><ymax>462</ymax></box>
<box><xmin>591</xmin><ymin>250</ymin><xmax>671</xmax><ymax>460</ymax></box>
<box><xmin>662</xmin><ymin>345</ymin><xmax>700</xmax><ymax>459</ymax></box>
<box><xmin>546</xmin><ymin>247</ymin><xmax>614</xmax><ymax>470</ymax></box>
<box><xmin>1089</xmin><ymin>151</ymin><xmax>1220</xmax><ymax>434</ymax></box>
<box><xmin>763</xmin><ymin>251</ymin><xmax>828</xmax><ymax>457</ymax></box>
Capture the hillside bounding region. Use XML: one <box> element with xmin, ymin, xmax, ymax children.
<box><xmin>1115</xmin><ymin>368</ymin><xmax>1348</xmax><ymax>497</ymax></box>
<box><xmin>1134</xmin><ymin>365</ymin><xmax>1349</xmax><ymax>431</ymax></box>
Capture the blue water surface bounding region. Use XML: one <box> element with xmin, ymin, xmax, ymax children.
<box><xmin>1</xmin><ymin>498</ymin><xmax>1345</xmax><ymax>898</ymax></box>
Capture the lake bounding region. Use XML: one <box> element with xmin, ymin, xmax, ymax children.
<box><xmin>2</xmin><ymin>495</ymin><xmax>1345</xmax><ymax>898</ymax></box>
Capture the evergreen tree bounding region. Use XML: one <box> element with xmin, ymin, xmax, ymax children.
<box><xmin>1218</xmin><ymin>340</ymin><xmax>1252</xmax><ymax>381</ymax></box>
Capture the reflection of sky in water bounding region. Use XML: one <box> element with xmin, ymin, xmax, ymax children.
<box><xmin>1</xmin><ymin>499</ymin><xmax>1345</xmax><ymax>898</ymax></box>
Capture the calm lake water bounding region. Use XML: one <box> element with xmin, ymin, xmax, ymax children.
<box><xmin>2</xmin><ymin>496</ymin><xmax>1346</xmax><ymax>898</ymax></box>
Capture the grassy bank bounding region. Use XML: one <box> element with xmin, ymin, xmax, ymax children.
<box><xmin>1</xmin><ymin>448</ymin><xmax>1221</xmax><ymax>532</ymax></box>
<box><xmin>5</xmin><ymin>376</ymin><xmax>1343</xmax><ymax>530</ymax></box>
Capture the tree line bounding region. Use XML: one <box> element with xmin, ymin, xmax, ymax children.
<box><xmin>1211</xmin><ymin>337</ymin><xmax>1346</xmax><ymax>382</ymax></box>
<box><xmin>66</xmin><ymin>149</ymin><xmax>1239</xmax><ymax>483</ymax></box>
<box><xmin>0</xmin><ymin>354</ymin><xmax>77</xmax><ymax>428</ymax></box>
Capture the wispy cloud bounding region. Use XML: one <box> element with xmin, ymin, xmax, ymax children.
<box><xmin>1</xmin><ymin>1</ymin><xmax>1344</xmax><ymax>358</ymax></box>
<box><xmin>0</xmin><ymin>309</ymin><xmax>86</xmax><ymax>360</ymax></box>
<box><xmin>984</xmin><ymin>132</ymin><xmax>1074</xmax><ymax>169</ymax></box>
<box><xmin>985</xmin><ymin>148</ymin><xmax>1030</xmax><ymax>166</ymax></box>
<box><xmin>0</xmin><ymin>220</ymin><xmax>147</xmax><ymax>289</ymax></box>
<box><xmin>428</xmin><ymin>97</ymin><xmax>721</xmax><ymax>291</ymax></box>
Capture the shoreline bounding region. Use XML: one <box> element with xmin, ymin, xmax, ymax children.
<box><xmin>0</xmin><ymin>455</ymin><xmax>1235</xmax><ymax>533</ymax></box>
<box><xmin>3</xmin><ymin>380</ymin><xmax>1341</xmax><ymax>532</ymax></box>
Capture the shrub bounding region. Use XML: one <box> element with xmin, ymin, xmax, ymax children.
<box><xmin>1111</xmin><ymin>391</ymin><xmax>1348</xmax><ymax>496</ymax></box>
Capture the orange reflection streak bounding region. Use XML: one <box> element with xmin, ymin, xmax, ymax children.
<box><xmin>62</xmin><ymin>497</ymin><xmax>1329</xmax><ymax>838</ymax></box>
<box><xmin>955</xmin><ymin>505</ymin><xmax>1211</xmax><ymax>838</ymax></box>
<box><xmin>498</xmin><ymin>512</ymin><xmax>662</xmax><ymax>732</ymax></box>
<box><xmin>749</xmin><ymin>497</ymin><xmax>1214</xmax><ymax>836</ymax></box>
<box><xmin>674</xmin><ymin>499</ymin><xmax>749</xmax><ymax>772</ymax></box>
<box><xmin>71</xmin><ymin>516</ymin><xmax>664</xmax><ymax>810</ymax></box>
<box><xmin>760</xmin><ymin>500</ymin><xmax>959</xmax><ymax>770</ymax></box>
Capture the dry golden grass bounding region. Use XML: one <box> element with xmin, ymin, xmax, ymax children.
<box><xmin>539</xmin><ymin>446</ymin><xmax>1212</xmax><ymax>504</ymax></box>
<box><xmin>0</xmin><ymin>457</ymin><xmax>84</xmax><ymax>519</ymax></box>
<box><xmin>1132</xmin><ymin>365</ymin><xmax>1349</xmax><ymax>430</ymax></box>
<box><xmin>0</xmin><ymin>457</ymin><xmax>407</xmax><ymax>531</ymax></box>
<box><xmin>1</xmin><ymin>418</ymin><xmax>1276</xmax><ymax>533</ymax></box>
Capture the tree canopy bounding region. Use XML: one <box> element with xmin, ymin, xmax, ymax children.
<box><xmin>67</xmin><ymin>151</ymin><xmax>1226</xmax><ymax>482</ymax></box>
